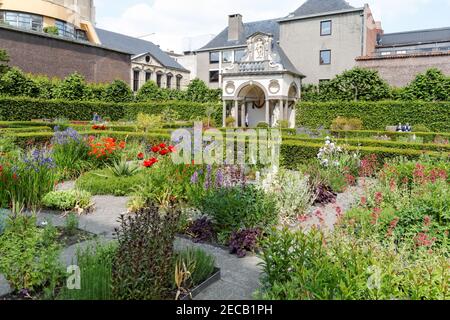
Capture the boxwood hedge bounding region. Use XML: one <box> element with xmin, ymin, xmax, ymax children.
<box><xmin>296</xmin><ymin>101</ymin><xmax>450</xmax><ymax>132</ymax></box>
<box><xmin>0</xmin><ymin>96</ymin><xmax>221</xmax><ymax>123</ymax></box>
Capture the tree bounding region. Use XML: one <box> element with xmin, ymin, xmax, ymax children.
<box><xmin>136</xmin><ymin>80</ymin><xmax>164</xmax><ymax>101</ymax></box>
<box><xmin>319</xmin><ymin>67</ymin><xmax>391</xmax><ymax>101</ymax></box>
<box><xmin>53</xmin><ymin>73</ymin><xmax>87</xmax><ymax>100</ymax></box>
<box><xmin>402</xmin><ymin>68</ymin><xmax>450</xmax><ymax>101</ymax></box>
<box><xmin>104</xmin><ymin>80</ymin><xmax>133</xmax><ymax>103</ymax></box>
<box><xmin>0</xmin><ymin>49</ymin><xmax>9</xmax><ymax>75</ymax></box>
<box><xmin>185</xmin><ymin>79</ymin><xmax>222</xmax><ymax>103</ymax></box>
<box><xmin>0</xmin><ymin>67</ymin><xmax>35</xmax><ymax>97</ymax></box>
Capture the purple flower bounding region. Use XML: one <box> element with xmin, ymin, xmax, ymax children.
<box><xmin>190</xmin><ymin>171</ymin><xmax>199</xmax><ymax>184</ymax></box>
<box><xmin>52</xmin><ymin>127</ymin><xmax>81</xmax><ymax>145</ymax></box>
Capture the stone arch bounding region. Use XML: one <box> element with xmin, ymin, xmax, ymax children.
<box><xmin>235</xmin><ymin>81</ymin><xmax>269</xmax><ymax>101</ymax></box>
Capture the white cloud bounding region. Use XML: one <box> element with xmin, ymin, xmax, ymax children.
<box><xmin>95</xmin><ymin>0</ymin><xmax>441</xmax><ymax>53</ymax></box>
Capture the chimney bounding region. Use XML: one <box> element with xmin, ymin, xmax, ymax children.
<box><xmin>228</xmin><ymin>14</ymin><xmax>243</xmax><ymax>41</ymax></box>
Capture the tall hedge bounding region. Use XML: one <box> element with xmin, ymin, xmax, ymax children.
<box><xmin>0</xmin><ymin>96</ymin><xmax>221</xmax><ymax>123</ymax></box>
<box><xmin>296</xmin><ymin>100</ymin><xmax>450</xmax><ymax>132</ymax></box>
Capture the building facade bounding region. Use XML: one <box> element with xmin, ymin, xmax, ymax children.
<box><xmin>0</xmin><ymin>0</ymin><xmax>190</xmax><ymax>90</ymax></box>
<box><xmin>356</xmin><ymin>27</ymin><xmax>450</xmax><ymax>87</ymax></box>
<box><xmin>0</xmin><ymin>0</ymin><xmax>99</xmax><ymax>43</ymax></box>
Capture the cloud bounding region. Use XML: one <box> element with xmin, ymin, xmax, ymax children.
<box><xmin>95</xmin><ymin>0</ymin><xmax>442</xmax><ymax>53</ymax></box>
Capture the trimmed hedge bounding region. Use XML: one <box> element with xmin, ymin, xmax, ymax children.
<box><xmin>280</xmin><ymin>140</ymin><xmax>447</xmax><ymax>169</ymax></box>
<box><xmin>282</xmin><ymin>136</ymin><xmax>450</xmax><ymax>152</ymax></box>
<box><xmin>331</xmin><ymin>129</ymin><xmax>450</xmax><ymax>144</ymax></box>
<box><xmin>296</xmin><ymin>101</ymin><xmax>450</xmax><ymax>132</ymax></box>
<box><xmin>0</xmin><ymin>96</ymin><xmax>221</xmax><ymax>123</ymax></box>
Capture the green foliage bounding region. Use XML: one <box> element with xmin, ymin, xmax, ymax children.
<box><xmin>0</xmin><ymin>214</ymin><xmax>62</xmax><ymax>293</ymax></box>
<box><xmin>76</xmin><ymin>169</ymin><xmax>147</xmax><ymax>196</ymax></box>
<box><xmin>403</xmin><ymin>68</ymin><xmax>450</xmax><ymax>102</ymax></box>
<box><xmin>297</xmin><ymin>100</ymin><xmax>450</xmax><ymax>132</ymax></box>
<box><xmin>331</xmin><ymin>116</ymin><xmax>363</xmax><ymax>131</ymax></box>
<box><xmin>53</xmin><ymin>73</ymin><xmax>87</xmax><ymax>101</ymax></box>
<box><xmin>104</xmin><ymin>80</ymin><xmax>134</xmax><ymax>103</ymax></box>
<box><xmin>0</xmin><ymin>67</ymin><xmax>36</xmax><ymax>97</ymax></box>
<box><xmin>42</xmin><ymin>190</ymin><xmax>92</xmax><ymax>211</ymax></box>
<box><xmin>198</xmin><ymin>185</ymin><xmax>278</xmax><ymax>242</ymax></box>
<box><xmin>65</xmin><ymin>213</ymin><xmax>79</xmax><ymax>236</ymax></box>
<box><xmin>185</xmin><ymin>79</ymin><xmax>222</xmax><ymax>103</ymax></box>
<box><xmin>175</xmin><ymin>248</ymin><xmax>215</xmax><ymax>287</ymax></box>
<box><xmin>303</xmin><ymin>68</ymin><xmax>391</xmax><ymax>101</ymax></box>
<box><xmin>112</xmin><ymin>205</ymin><xmax>180</xmax><ymax>300</ymax></box>
<box><xmin>0</xmin><ymin>49</ymin><xmax>9</xmax><ymax>75</ymax></box>
<box><xmin>136</xmin><ymin>80</ymin><xmax>164</xmax><ymax>101</ymax></box>
<box><xmin>107</xmin><ymin>158</ymin><xmax>140</xmax><ymax>177</ymax></box>
<box><xmin>258</xmin><ymin>227</ymin><xmax>449</xmax><ymax>300</ymax></box>
<box><xmin>43</xmin><ymin>26</ymin><xmax>59</xmax><ymax>35</ymax></box>
<box><xmin>58</xmin><ymin>243</ymin><xmax>117</xmax><ymax>300</ymax></box>
<box><xmin>0</xmin><ymin>96</ymin><xmax>221</xmax><ymax>124</ymax></box>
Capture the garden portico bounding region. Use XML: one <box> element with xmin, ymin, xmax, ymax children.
<box><xmin>221</xmin><ymin>32</ymin><xmax>304</xmax><ymax>128</ymax></box>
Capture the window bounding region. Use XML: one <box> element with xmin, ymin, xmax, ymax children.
<box><xmin>320</xmin><ymin>50</ymin><xmax>331</xmax><ymax>65</ymax></box>
<box><xmin>166</xmin><ymin>73</ymin><xmax>173</xmax><ymax>89</ymax></box>
<box><xmin>320</xmin><ymin>20</ymin><xmax>332</xmax><ymax>36</ymax></box>
<box><xmin>145</xmin><ymin>71</ymin><xmax>152</xmax><ymax>82</ymax></box>
<box><xmin>55</xmin><ymin>20</ymin><xmax>75</xmax><ymax>38</ymax></box>
<box><xmin>209</xmin><ymin>52</ymin><xmax>220</xmax><ymax>64</ymax></box>
<box><xmin>0</xmin><ymin>11</ymin><xmax>43</xmax><ymax>32</ymax></box>
<box><xmin>176</xmin><ymin>75</ymin><xmax>182</xmax><ymax>90</ymax></box>
<box><xmin>222</xmin><ymin>51</ymin><xmax>233</xmax><ymax>63</ymax></box>
<box><xmin>234</xmin><ymin>49</ymin><xmax>246</xmax><ymax>62</ymax></box>
<box><xmin>209</xmin><ymin>70</ymin><xmax>219</xmax><ymax>83</ymax></box>
<box><xmin>145</xmin><ymin>55</ymin><xmax>151</xmax><ymax>63</ymax></box>
<box><xmin>76</xmin><ymin>29</ymin><xmax>88</xmax><ymax>41</ymax></box>
<box><xmin>156</xmin><ymin>72</ymin><xmax>163</xmax><ymax>88</ymax></box>
<box><xmin>133</xmin><ymin>70</ymin><xmax>140</xmax><ymax>92</ymax></box>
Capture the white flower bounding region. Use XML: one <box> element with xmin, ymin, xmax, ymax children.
<box><xmin>325</xmin><ymin>136</ymin><xmax>331</xmax><ymax>141</ymax></box>
<box><xmin>41</xmin><ymin>221</ymin><xmax>48</xmax><ymax>226</ymax></box>
<box><xmin>325</xmin><ymin>140</ymin><xmax>331</xmax><ymax>145</ymax></box>
<box><xmin>334</xmin><ymin>161</ymin><xmax>340</xmax><ymax>167</ymax></box>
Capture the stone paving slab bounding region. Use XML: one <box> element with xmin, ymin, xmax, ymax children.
<box><xmin>174</xmin><ymin>237</ymin><xmax>263</xmax><ymax>300</ymax></box>
<box><xmin>0</xmin><ymin>274</ymin><xmax>12</xmax><ymax>298</ymax></box>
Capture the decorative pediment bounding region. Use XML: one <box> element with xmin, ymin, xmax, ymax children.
<box><xmin>243</xmin><ymin>32</ymin><xmax>273</xmax><ymax>62</ymax></box>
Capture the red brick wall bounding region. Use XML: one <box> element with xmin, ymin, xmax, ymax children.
<box><xmin>356</xmin><ymin>53</ymin><xmax>450</xmax><ymax>87</ymax></box>
<box><xmin>0</xmin><ymin>26</ymin><xmax>131</xmax><ymax>84</ymax></box>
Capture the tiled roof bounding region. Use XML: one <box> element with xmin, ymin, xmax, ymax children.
<box><xmin>290</xmin><ymin>0</ymin><xmax>354</xmax><ymax>17</ymax></box>
<box><xmin>379</xmin><ymin>27</ymin><xmax>450</xmax><ymax>47</ymax></box>
<box><xmin>96</xmin><ymin>28</ymin><xmax>189</xmax><ymax>72</ymax></box>
<box><xmin>198</xmin><ymin>19</ymin><xmax>280</xmax><ymax>51</ymax></box>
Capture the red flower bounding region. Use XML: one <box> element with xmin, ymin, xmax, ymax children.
<box><xmin>159</xmin><ymin>149</ymin><xmax>170</xmax><ymax>156</ymax></box>
<box><xmin>151</xmin><ymin>146</ymin><xmax>161</xmax><ymax>153</ymax></box>
<box><xmin>143</xmin><ymin>158</ymin><xmax>158</xmax><ymax>168</ymax></box>
<box><xmin>168</xmin><ymin>145</ymin><xmax>176</xmax><ymax>153</ymax></box>
<box><xmin>374</xmin><ymin>192</ymin><xmax>383</xmax><ymax>205</ymax></box>
<box><xmin>159</xmin><ymin>143</ymin><xmax>167</xmax><ymax>148</ymax></box>
<box><xmin>137</xmin><ymin>153</ymin><xmax>144</xmax><ymax>160</ymax></box>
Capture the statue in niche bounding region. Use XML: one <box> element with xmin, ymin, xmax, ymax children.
<box><xmin>255</xmin><ymin>38</ymin><xmax>265</xmax><ymax>60</ymax></box>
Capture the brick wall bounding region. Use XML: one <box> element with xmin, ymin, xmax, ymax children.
<box><xmin>356</xmin><ymin>52</ymin><xmax>450</xmax><ymax>87</ymax></box>
<box><xmin>0</xmin><ymin>26</ymin><xmax>131</xmax><ymax>84</ymax></box>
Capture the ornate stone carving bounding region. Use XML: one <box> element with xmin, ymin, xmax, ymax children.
<box><xmin>225</xmin><ymin>81</ymin><xmax>235</xmax><ymax>94</ymax></box>
<box><xmin>268</xmin><ymin>80</ymin><xmax>280</xmax><ymax>94</ymax></box>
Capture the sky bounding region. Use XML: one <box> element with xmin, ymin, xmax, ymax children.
<box><xmin>94</xmin><ymin>0</ymin><xmax>450</xmax><ymax>53</ymax></box>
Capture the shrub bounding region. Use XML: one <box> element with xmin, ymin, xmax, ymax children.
<box><xmin>276</xmin><ymin>120</ymin><xmax>289</xmax><ymax>129</ymax></box>
<box><xmin>76</xmin><ymin>169</ymin><xmax>147</xmax><ymax>196</ymax></box>
<box><xmin>413</xmin><ymin>124</ymin><xmax>431</xmax><ymax>132</ymax></box>
<box><xmin>225</xmin><ymin>116</ymin><xmax>236</xmax><ymax>127</ymax></box>
<box><xmin>136</xmin><ymin>112</ymin><xmax>163</xmax><ymax>131</ymax></box>
<box><xmin>256</xmin><ymin>122</ymin><xmax>269</xmax><ymax>128</ymax></box>
<box><xmin>198</xmin><ymin>185</ymin><xmax>277</xmax><ymax>242</ymax></box>
<box><xmin>0</xmin><ymin>49</ymin><xmax>9</xmax><ymax>75</ymax></box>
<box><xmin>229</xmin><ymin>228</ymin><xmax>262</xmax><ymax>258</ymax></box>
<box><xmin>186</xmin><ymin>217</ymin><xmax>216</xmax><ymax>243</ymax></box>
<box><xmin>42</xmin><ymin>190</ymin><xmax>92</xmax><ymax>211</ymax></box>
<box><xmin>331</xmin><ymin>116</ymin><xmax>363</xmax><ymax>131</ymax></box>
<box><xmin>403</xmin><ymin>68</ymin><xmax>450</xmax><ymax>102</ymax></box>
<box><xmin>53</xmin><ymin>73</ymin><xmax>87</xmax><ymax>101</ymax></box>
<box><xmin>0</xmin><ymin>67</ymin><xmax>35</xmax><ymax>97</ymax></box>
<box><xmin>58</xmin><ymin>242</ymin><xmax>117</xmax><ymax>300</ymax></box>
<box><xmin>260</xmin><ymin>169</ymin><xmax>315</xmax><ymax>224</ymax></box>
<box><xmin>0</xmin><ymin>214</ymin><xmax>62</xmax><ymax>293</ymax></box>
<box><xmin>297</xmin><ymin>100</ymin><xmax>450</xmax><ymax>132</ymax></box>
<box><xmin>104</xmin><ymin>80</ymin><xmax>133</xmax><ymax>103</ymax></box>
<box><xmin>185</xmin><ymin>79</ymin><xmax>222</xmax><ymax>103</ymax></box>
<box><xmin>136</xmin><ymin>80</ymin><xmax>163</xmax><ymax>101</ymax></box>
<box><xmin>112</xmin><ymin>205</ymin><xmax>181</xmax><ymax>300</ymax></box>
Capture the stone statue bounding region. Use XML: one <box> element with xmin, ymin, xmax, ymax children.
<box><xmin>255</xmin><ymin>38</ymin><xmax>265</xmax><ymax>60</ymax></box>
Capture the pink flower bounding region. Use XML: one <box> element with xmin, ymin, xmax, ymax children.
<box><xmin>374</xmin><ymin>192</ymin><xmax>383</xmax><ymax>205</ymax></box>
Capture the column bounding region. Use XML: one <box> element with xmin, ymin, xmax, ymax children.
<box><xmin>234</xmin><ymin>100</ymin><xmax>239</xmax><ymax>128</ymax></box>
<box><xmin>265</xmin><ymin>99</ymin><xmax>270</xmax><ymax>126</ymax></box>
<box><xmin>223</xmin><ymin>101</ymin><xmax>227</xmax><ymax>127</ymax></box>
<box><xmin>283</xmin><ymin>100</ymin><xmax>288</xmax><ymax>121</ymax></box>
<box><xmin>279</xmin><ymin>99</ymin><xmax>283</xmax><ymax>122</ymax></box>
<box><xmin>241</xmin><ymin>102</ymin><xmax>246</xmax><ymax>128</ymax></box>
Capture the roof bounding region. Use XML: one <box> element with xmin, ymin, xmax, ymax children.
<box><xmin>272</xmin><ymin>43</ymin><xmax>304</xmax><ymax>77</ymax></box>
<box><xmin>95</xmin><ymin>28</ymin><xmax>189</xmax><ymax>72</ymax></box>
<box><xmin>198</xmin><ymin>19</ymin><xmax>280</xmax><ymax>51</ymax></box>
<box><xmin>290</xmin><ymin>0</ymin><xmax>354</xmax><ymax>17</ymax></box>
<box><xmin>378</xmin><ymin>27</ymin><xmax>450</xmax><ymax>47</ymax></box>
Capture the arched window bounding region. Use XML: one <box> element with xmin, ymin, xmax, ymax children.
<box><xmin>166</xmin><ymin>73</ymin><xmax>173</xmax><ymax>89</ymax></box>
<box><xmin>156</xmin><ymin>71</ymin><xmax>164</xmax><ymax>88</ymax></box>
<box><xmin>176</xmin><ymin>75</ymin><xmax>183</xmax><ymax>90</ymax></box>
